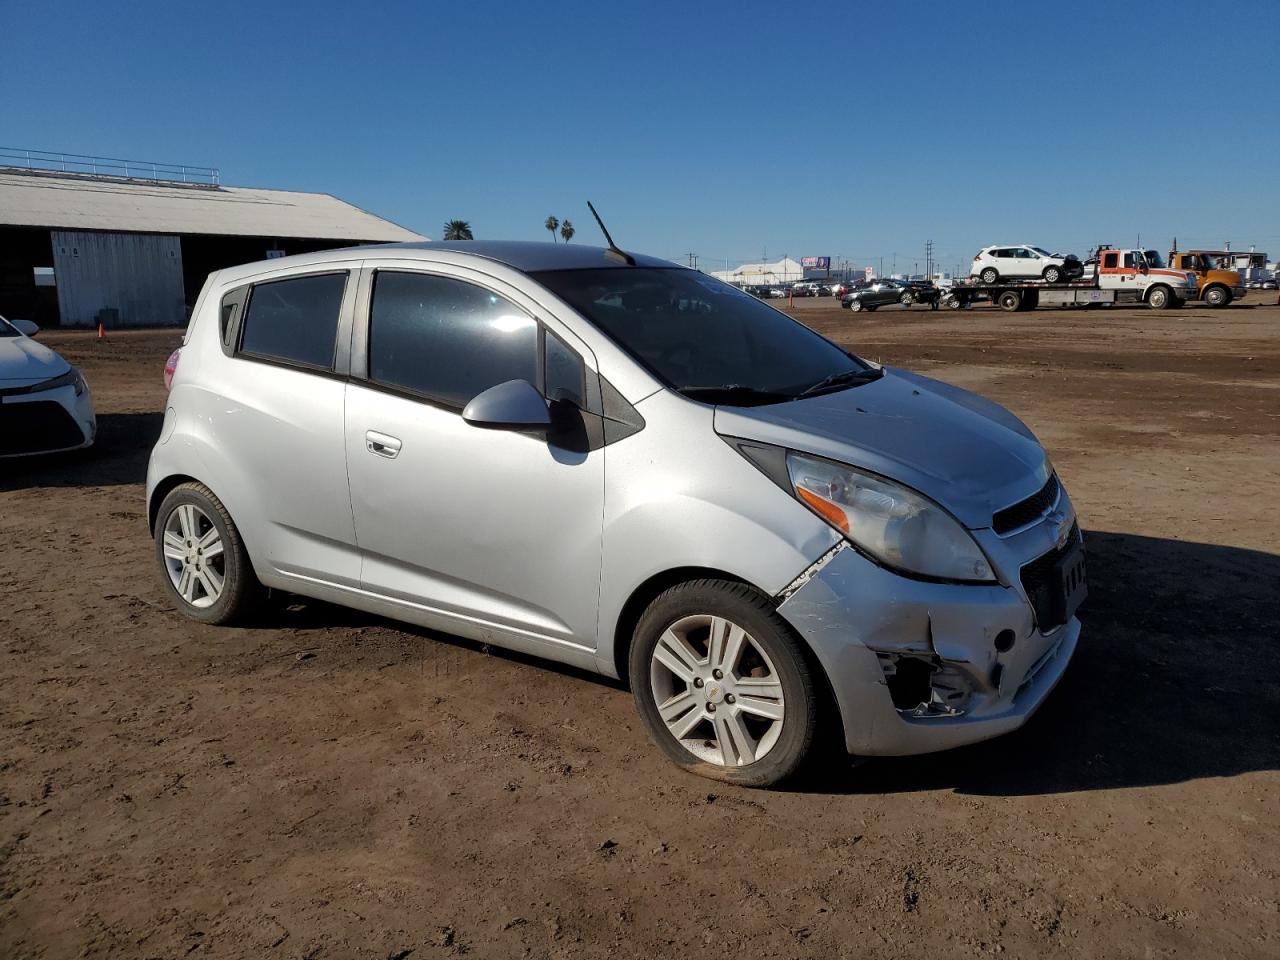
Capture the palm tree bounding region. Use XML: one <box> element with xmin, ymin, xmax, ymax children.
<box><xmin>545</xmin><ymin>215</ymin><xmax>559</xmax><ymax>243</ymax></box>
<box><xmin>559</xmin><ymin>220</ymin><xmax>575</xmax><ymax>243</ymax></box>
<box><xmin>442</xmin><ymin>220</ymin><xmax>473</xmax><ymax>241</ymax></box>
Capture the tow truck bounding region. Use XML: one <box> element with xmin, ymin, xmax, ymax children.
<box><xmin>942</xmin><ymin>247</ymin><xmax>1198</xmax><ymax>311</ymax></box>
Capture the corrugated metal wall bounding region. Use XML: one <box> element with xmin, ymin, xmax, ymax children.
<box><xmin>51</xmin><ymin>230</ymin><xmax>185</xmax><ymax>327</ymax></box>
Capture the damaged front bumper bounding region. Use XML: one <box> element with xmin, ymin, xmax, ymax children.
<box><xmin>776</xmin><ymin>535</ymin><xmax>1080</xmax><ymax>757</ymax></box>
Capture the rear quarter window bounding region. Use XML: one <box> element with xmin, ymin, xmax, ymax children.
<box><xmin>239</xmin><ymin>272</ymin><xmax>348</xmax><ymax>369</ymax></box>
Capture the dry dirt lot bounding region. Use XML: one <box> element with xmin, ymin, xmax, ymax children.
<box><xmin>2</xmin><ymin>297</ymin><xmax>1278</xmax><ymax>959</ymax></box>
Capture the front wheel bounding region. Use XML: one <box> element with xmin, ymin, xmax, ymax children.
<box><xmin>900</xmin><ymin>293</ymin><xmax>914</xmax><ymax>307</ymax></box>
<box><xmin>155</xmin><ymin>482</ymin><xmax>263</xmax><ymax>624</ymax></box>
<box><xmin>1146</xmin><ymin>285</ymin><xmax>1172</xmax><ymax>309</ymax></box>
<box><xmin>630</xmin><ymin>579</ymin><xmax>819</xmax><ymax>787</ymax></box>
<box><xmin>1043</xmin><ymin>266</ymin><xmax>1062</xmax><ymax>284</ymax></box>
<box><xmin>1203</xmin><ymin>285</ymin><xmax>1231</xmax><ymax>307</ymax></box>
<box><xmin>850</xmin><ymin>299</ymin><xmax>864</xmax><ymax>312</ymax></box>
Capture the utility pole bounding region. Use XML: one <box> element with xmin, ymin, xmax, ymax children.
<box><xmin>925</xmin><ymin>239</ymin><xmax>934</xmax><ymax>280</ymax></box>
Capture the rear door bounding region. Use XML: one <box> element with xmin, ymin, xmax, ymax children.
<box><xmin>343</xmin><ymin>263</ymin><xmax>605</xmax><ymax>656</ymax></box>
<box><xmin>217</xmin><ymin>267</ymin><xmax>361</xmax><ymax>584</ymax></box>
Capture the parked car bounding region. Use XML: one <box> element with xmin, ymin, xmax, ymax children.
<box><xmin>0</xmin><ymin>314</ymin><xmax>96</xmax><ymax>457</ymax></box>
<box><xmin>841</xmin><ymin>278</ymin><xmax>912</xmax><ymax>311</ymax></box>
<box><xmin>149</xmin><ymin>241</ymin><xmax>1084</xmax><ymax>787</ymax></box>
<box><xmin>970</xmin><ymin>245</ymin><xmax>1084</xmax><ymax>284</ymax></box>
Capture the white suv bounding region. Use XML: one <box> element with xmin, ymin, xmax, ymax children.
<box><xmin>970</xmin><ymin>245</ymin><xmax>1083</xmax><ymax>285</ymax></box>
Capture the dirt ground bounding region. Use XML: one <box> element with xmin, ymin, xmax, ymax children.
<box><xmin>3</xmin><ymin>296</ymin><xmax>1278</xmax><ymax>959</ymax></box>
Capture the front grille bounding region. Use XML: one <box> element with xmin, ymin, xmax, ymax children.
<box><xmin>993</xmin><ymin>473</ymin><xmax>1060</xmax><ymax>534</ymax></box>
<box><xmin>1019</xmin><ymin>522</ymin><xmax>1083</xmax><ymax>632</ymax></box>
<box><xmin>0</xmin><ymin>400</ymin><xmax>86</xmax><ymax>455</ymax></box>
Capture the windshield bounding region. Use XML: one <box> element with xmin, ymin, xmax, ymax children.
<box><xmin>1143</xmin><ymin>250</ymin><xmax>1166</xmax><ymax>269</ymax></box>
<box><xmin>0</xmin><ymin>316</ymin><xmax>18</xmax><ymax>338</ymax></box>
<box><xmin>531</xmin><ymin>268</ymin><xmax>872</xmax><ymax>403</ymax></box>
<box><xmin>1031</xmin><ymin>246</ymin><xmax>1053</xmax><ymax>257</ymax></box>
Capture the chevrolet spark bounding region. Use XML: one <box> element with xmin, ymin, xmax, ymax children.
<box><xmin>148</xmin><ymin>241</ymin><xmax>1085</xmax><ymax>787</ymax></box>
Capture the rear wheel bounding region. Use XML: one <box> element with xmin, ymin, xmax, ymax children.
<box><xmin>155</xmin><ymin>482</ymin><xmax>263</xmax><ymax>624</ymax></box>
<box><xmin>1203</xmin><ymin>285</ymin><xmax>1231</xmax><ymax>307</ymax></box>
<box><xmin>997</xmin><ymin>290</ymin><xmax>1022</xmax><ymax>312</ymax></box>
<box><xmin>630</xmin><ymin>579</ymin><xmax>819</xmax><ymax>787</ymax></box>
<box><xmin>900</xmin><ymin>292</ymin><xmax>914</xmax><ymax>307</ymax></box>
<box><xmin>980</xmin><ymin>267</ymin><xmax>999</xmax><ymax>284</ymax></box>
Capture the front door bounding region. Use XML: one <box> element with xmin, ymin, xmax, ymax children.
<box><xmin>343</xmin><ymin>266</ymin><xmax>605</xmax><ymax>657</ymax></box>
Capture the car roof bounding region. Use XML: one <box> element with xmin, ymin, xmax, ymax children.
<box><xmin>212</xmin><ymin>240</ymin><xmax>680</xmax><ymax>285</ymax></box>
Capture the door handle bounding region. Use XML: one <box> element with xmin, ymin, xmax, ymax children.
<box><xmin>366</xmin><ymin>431</ymin><xmax>402</xmax><ymax>459</ymax></box>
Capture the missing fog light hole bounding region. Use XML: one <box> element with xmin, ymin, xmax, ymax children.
<box><xmin>994</xmin><ymin>629</ymin><xmax>1016</xmax><ymax>652</ymax></box>
<box><xmin>885</xmin><ymin>655</ymin><xmax>935</xmax><ymax>710</ymax></box>
<box><xmin>877</xmin><ymin>652</ymin><xmax>972</xmax><ymax>718</ymax></box>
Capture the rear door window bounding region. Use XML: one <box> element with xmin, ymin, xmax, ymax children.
<box><xmin>239</xmin><ymin>272</ymin><xmax>348</xmax><ymax>369</ymax></box>
<box><xmin>367</xmin><ymin>271</ymin><xmax>538</xmax><ymax>408</ymax></box>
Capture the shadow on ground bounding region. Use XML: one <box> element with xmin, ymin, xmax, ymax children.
<box><xmin>796</xmin><ymin>529</ymin><xmax>1280</xmax><ymax>796</ymax></box>
<box><xmin>0</xmin><ymin>412</ymin><xmax>161</xmax><ymax>491</ymax></box>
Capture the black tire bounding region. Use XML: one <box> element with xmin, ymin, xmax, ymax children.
<box><xmin>980</xmin><ymin>267</ymin><xmax>999</xmax><ymax>284</ymax></box>
<box><xmin>900</xmin><ymin>293</ymin><xmax>915</xmax><ymax>307</ymax></box>
<box><xmin>850</xmin><ymin>299</ymin><xmax>864</xmax><ymax>312</ymax></box>
<box><xmin>155</xmin><ymin>481</ymin><xmax>264</xmax><ymax>625</ymax></box>
<box><xmin>1203</xmin><ymin>285</ymin><xmax>1231</xmax><ymax>307</ymax></box>
<box><xmin>1146</xmin><ymin>285</ymin><xmax>1172</xmax><ymax>310</ymax></box>
<box><xmin>629</xmin><ymin>579</ymin><xmax>820</xmax><ymax>787</ymax></box>
<box><xmin>997</xmin><ymin>290</ymin><xmax>1022</xmax><ymax>311</ymax></box>
<box><xmin>942</xmin><ymin>294</ymin><xmax>962</xmax><ymax>309</ymax></box>
<box><xmin>865</xmin><ymin>304</ymin><xmax>878</xmax><ymax>312</ymax></box>
<box><xmin>1043</xmin><ymin>265</ymin><xmax>1062</xmax><ymax>284</ymax></box>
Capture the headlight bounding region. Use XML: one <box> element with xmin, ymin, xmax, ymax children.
<box><xmin>31</xmin><ymin>367</ymin><xmax>87</xmax><ymax>396</ymax></box>
<box><xmin>786</xmin><ymin>452</ymin><xmax>995</xmax><ymax>582</ymax></box>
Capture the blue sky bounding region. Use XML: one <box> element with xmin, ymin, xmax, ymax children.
<box><xmin>3</xmin><ymin>0</ymin><xmax>1276</xmax><ymax>272</ymax></box>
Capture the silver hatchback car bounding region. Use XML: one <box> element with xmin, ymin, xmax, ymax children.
<box><xmin>147</xmin><ymin>241</ymin><xmax>1085</xmax><ymax>786</ymax></box>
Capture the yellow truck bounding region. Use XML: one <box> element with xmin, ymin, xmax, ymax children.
<box><xmin>1163</xmin><ymin>249</ymin><xmax>1247</xmax><ymax>307</ymax></box>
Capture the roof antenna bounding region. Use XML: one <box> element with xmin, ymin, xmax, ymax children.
<box><xmin>587</xmin><ymin>201</ymin><xmax>635</xmax><ymax>265</ymax></box>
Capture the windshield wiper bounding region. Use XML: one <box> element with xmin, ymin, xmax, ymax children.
<box><xmin>678</xmin><ymin>384</ymin><xmax>795</xmax><ymax>405</ymax></box>
<box><xmin>798</xmin><ymin>366</ymin><xmax>884</xmax><ymax>397</ymax></box>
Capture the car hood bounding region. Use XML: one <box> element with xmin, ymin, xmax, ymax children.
<box><xmin>0</xmin><ymin>335</ymin><xmax>70</xmax><ymax>386</ymax></box>
<box><xmin>713</xmin><ymin>367</ymin><xmax>1051</xmax><ymax>528</ymax></box>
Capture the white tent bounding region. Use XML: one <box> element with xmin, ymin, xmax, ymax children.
<box><xmin>709</xmin><ymin>257</ymin><xmax>805</xmax><ymax>287</ymax></box>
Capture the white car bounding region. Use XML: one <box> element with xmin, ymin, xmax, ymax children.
<box><xmin>970</xmin><ymin>245</ymin><xmax>1084</xmax><ymax>285</ymax></box>
<box><xmin>0</xmin><ymin>315</ymin><xmax>96</xmax><ymax>457</ymax></box>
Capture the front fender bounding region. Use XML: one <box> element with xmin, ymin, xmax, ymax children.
<box><xmin>594</xmin><ymin>390</ymin><xmax>839</xmax><ymax>678</ymax></box>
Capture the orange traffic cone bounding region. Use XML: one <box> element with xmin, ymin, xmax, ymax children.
<box><xmin>97</xmin><ymin>321</ymin><xmax>106</xmax><ymax>341</ymax></box>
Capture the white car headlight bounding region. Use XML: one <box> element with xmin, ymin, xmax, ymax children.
<box><xmin>786</xmin><ymin>452</ymin><xmax>995</xmax><ymax>582</ymax></box>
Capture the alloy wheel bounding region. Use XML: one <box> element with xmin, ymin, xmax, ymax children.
<box><xmin>161</xmin><ymin>503</ymin><xmax>225</xmax><ymax>608</ymax></box>
<box><xmin>649</xmin><ymin>614</ymin><xmax>785</xmax><ymax>767</ymax></box>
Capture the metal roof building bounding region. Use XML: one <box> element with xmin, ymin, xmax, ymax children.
<box><xmin>0</xmin><ymin>150</ymin><xmax>424</xmax><ymax>328</ymax></box>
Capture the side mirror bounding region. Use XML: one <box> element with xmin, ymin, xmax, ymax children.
<box><xmin>12</xmin><ymin>319</ymin><xmax>39</xmax><ymax>337</ymax></box>
<box><xmin>463</xmin><ymin>379</ymin><xmax>552</xmax><ymax>432</ymax></box>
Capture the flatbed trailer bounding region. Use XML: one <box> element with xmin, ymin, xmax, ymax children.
<box><xmin>944</xmin><ymin>280</ymin><xmax>1162</xmax><ymax>312</ymax></box>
